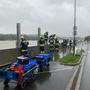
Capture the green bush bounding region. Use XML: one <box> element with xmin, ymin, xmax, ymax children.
<box><xmin>60</xmin><ymin>53</ymin><xmax>80</xmax><ymax>64</ymax></box>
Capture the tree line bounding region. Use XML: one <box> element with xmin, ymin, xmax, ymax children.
<box><xmin>84</xmin><ymin>36</ymin><xmax>90</xmax><ymax>41</ymax></box>
<box><xmin>0</xmin><ymin>34</ymin><xmax>38</xmax><ymax>40</ymax></box>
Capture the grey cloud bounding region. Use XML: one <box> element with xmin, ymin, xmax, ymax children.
<box><xmin>0</xmin><ymin>0</ymin><xmax>89</xmax><ymax>37</ymax></box>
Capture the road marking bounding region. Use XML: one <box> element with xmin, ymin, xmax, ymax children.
<box><xmin>50</xmin><ymin>67</ymin><xmax>73</xmax><ymax>73</ymax></box>
<box><xmin>36</xmin><ymin>67</ymin><xmax>73</xmax><ymax>74</ymax></box>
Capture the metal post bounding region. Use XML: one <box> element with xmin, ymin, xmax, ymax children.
<box><xmin>16</xmin><ymin>23</ymin><xmax>21</xmax><ymax>48</ymax></box>
<box><xmin>38</xmin><ymin>27</ymin><xmax>41</xmax><ymax>46</ymax></box>
<box><xmin>37</xmin><ymin>27</ymin><xmax>41</xmax><ymax>53</ymax></box>
<box><xmin>73</xmin><ymin>0</ymin><xmax>77</xmax><ymax>55</ymax></box>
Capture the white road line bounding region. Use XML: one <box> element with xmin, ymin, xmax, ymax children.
<box><xmin>36</xmin><ymin>67</ymin><xmax>73</xmax><ymax>74</ymax></box>
<box><xmin>50</xmin><ymin>67</ymin><xmax>73</xmax><ymax>73</ymax></box>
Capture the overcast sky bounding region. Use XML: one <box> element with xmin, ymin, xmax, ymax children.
<box><xmin>0</xmin><ymin>0</ymin><xmax>90</xmax><ymax>37</ymax></box>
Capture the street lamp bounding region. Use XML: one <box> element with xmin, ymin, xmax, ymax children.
<box><xmin>73</xmin><ymin>0</ymin><xmax>77</xmax><ymax>55</ymax></box>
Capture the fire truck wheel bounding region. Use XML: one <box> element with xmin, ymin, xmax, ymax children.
<box><xmin>21</xmin><ymin>80</ymin><xmax>27</xmax><ymax>88</ymax></box>
<box><xmin>47</xmin><ymin>63</ymin><xmax>50</xmax><ymax>67</ymax></box>
<box><xmin>4</xmin><ymin>79</ymin><xmax>9</xmax><ymax>87</ymax></box>
<box><xmin>38</xmin><ymin>67</ymin><xmax>43</xmax><ymax>72</ymax></box>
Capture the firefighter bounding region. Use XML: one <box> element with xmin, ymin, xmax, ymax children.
<box><xmin>61</xmin><ymin>39</ymin><xmax>67</xmax><ymax>53</ymax></box>
<box><xmin>20</xmin><ymin>36</ymin><xmax>29</xmax><ymax>56</ymax></box>
<box><xmin>69</xmin><ymin>40</ymin><xmax>72</xmax><ymax>50</ymax></box>
<box><xmin>39</xmin><ymin>36</ymin><xmax>45</xmax><ymax>53</ymax></box>
<box><xmin>44</xmin><ymin>32</ymin><xmax>49</xmax><ymax>53</ymax></box>
<box><xmin>54</xmin><ymin>38</ymin><xmax>60</xmax><ymax>52</ymax></box>
<box><xmin>49</xmin><ymin>35</ymin><xmax>55</xmax><ymax>52</ymax></box>
<box><xmin>44</xmin><ymin>32</ymin><xmax>48</xmax><ymax>44</ymax></box>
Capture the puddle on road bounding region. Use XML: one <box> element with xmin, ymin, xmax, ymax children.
<box><xmin>52</xmin><ymin>52</ymin><xmax>63</xmax><ymax>61</ymax></box>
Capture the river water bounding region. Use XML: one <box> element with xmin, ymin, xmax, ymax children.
<box><xmin>0</xmin><ymin>40</ymin><xmax>37</xmax><ymax>50</ymax></box>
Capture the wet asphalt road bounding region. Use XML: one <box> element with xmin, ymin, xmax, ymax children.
<box><xmin>0</xmin><ymin>61</ymin><xmax>75</xmax><ymax>90</ymax></box>
<box><xmin>80</xmin><ymin>44</ymin><xmax>90</xmax><ymax>90</ymax></box>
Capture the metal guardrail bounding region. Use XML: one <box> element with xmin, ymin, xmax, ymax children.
<box><xmin>0</xmin><ymin>62</ymin><xmax>12</xmax><ymax>68</ymax></box>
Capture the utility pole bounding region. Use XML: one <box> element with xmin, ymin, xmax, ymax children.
<box><xmin>73</xmin><ymin>0</ymin><xmax>77</xmax><ymax>55</ymax></box>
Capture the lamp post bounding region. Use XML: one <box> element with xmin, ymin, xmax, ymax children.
<box><xmin>73</xmin><ymin>0</ymin><xmax>77</xmax><ymax>55</ymax></box>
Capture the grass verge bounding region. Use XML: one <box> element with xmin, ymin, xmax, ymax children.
<box><xmin>60</xmin><ymin>53</ymin><xmax>80</xmax><ymax>64</ymax></box>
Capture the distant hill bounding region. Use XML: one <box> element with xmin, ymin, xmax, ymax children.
<box><xmin>0</xmin><ymin>34</ymin><xmax>84</xmax><ymax>41</ymax></box>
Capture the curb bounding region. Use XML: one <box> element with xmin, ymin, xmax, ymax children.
<box><xmin>65</xmin><ymin>52</ymin><xmax>87</xmax><ymax>90</ymax></box>
<box><xmin>65</xmin><ymin>66</ymin><xmax>79</xmax><ymax>90</ymax></box>
<box><xmin>74</xmin><ymin>52</ymin><xmax>87</xmax><ymax>90</ymax></box>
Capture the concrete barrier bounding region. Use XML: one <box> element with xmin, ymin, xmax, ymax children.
<box><xmin>28</xmin><ymin>46</ymin><xmax>39</xmax><ymax>57</ymax></box>
<box><xmin>0</xmin><ymin>45</ymin><xmax>61</xmax><ymax>65</ymax></box>
<box><xmin>0</xmin><ymin>48</ymin><xmax>20</xmax><ymax>65</ymax></box>
<box><xmin>0</xmin><ymin>46</ymin><xmax>39</xmax><ymax>65</ymax></box>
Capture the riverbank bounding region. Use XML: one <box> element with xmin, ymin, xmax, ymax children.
<box><xmin>0</xmin><ymin>40</ymin><xmax>37</xmax><ymax>50</ymax></box>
